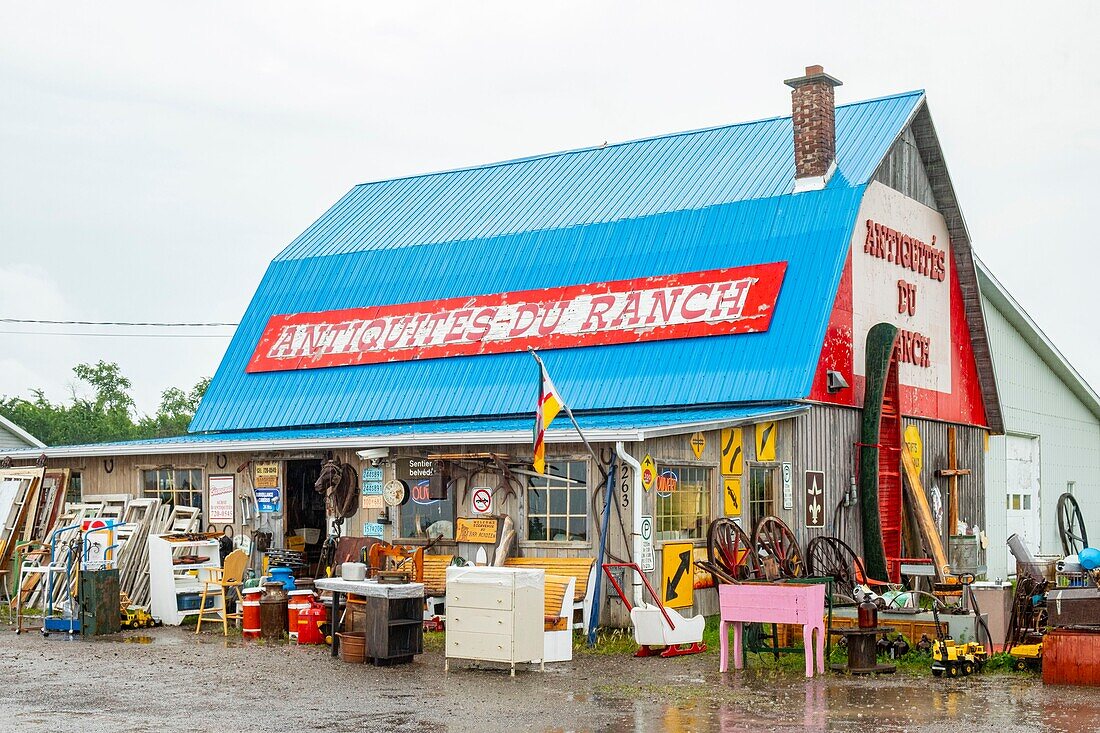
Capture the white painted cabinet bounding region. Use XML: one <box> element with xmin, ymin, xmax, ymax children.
<box><xmin>444</xmin><ymin>566</ymin><xmax>544</xmax><ymax>675</ymax></box>
<box><xmin>148</xmin><ymin>534</ymin><xmax>222</xmax><ymax>626</ymax></box>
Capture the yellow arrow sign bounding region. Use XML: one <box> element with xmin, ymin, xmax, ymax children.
<box><xmin>755</xmin><ymin>421</ymin><xmax>777</xmax><ymax>462</ymax></box>
<box><xmin>720</xmin><ymin>427</ymin><xmax>743</xmax><ymax>475</ymax></box>
<box><xmin>640</xmin><ymin>454</ymin><xmax>656</xmax><ymax>492</ymax></box>
<box><xmin>662</xmin><ymin>541</ymin><xmax>694</xmax><ymax>609</ymax></box>
<box><xmin>723</xmin><ymin>477</ymin><xmax>742</xmax><ymax>517</ymax></box>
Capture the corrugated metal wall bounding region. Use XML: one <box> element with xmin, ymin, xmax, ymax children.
<box><xmin>982</xmin><ymin>292</ymin><xmax>1100</xmax><ymax>578</ymax></box>
<box><xmin>791</xmin><ymin>404</ymin><xmax>987</xmax><ymax>569</ymax></box>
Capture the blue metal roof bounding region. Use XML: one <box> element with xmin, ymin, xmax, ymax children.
<box><xmin>277</xmin><ymin>91</ymin><xmax>922</xmax><ymax>260</ymax></box>
<box><xmin>192</xmin><ymin>91</ymin><xmax>924</xmax><ymax>433</ymax></box>
<box><xmin>24</xmin><ymin>404</ymin><xmax>807</xmax><ymax>457</ymax></box>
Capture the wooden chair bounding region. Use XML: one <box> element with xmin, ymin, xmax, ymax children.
<box><xmin>196</xmin><ymin>549</ymin><xmax>248</xmax><ymax>635</ymax></box>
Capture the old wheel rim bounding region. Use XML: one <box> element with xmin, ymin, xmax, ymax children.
<box><xmin>1057</xmin><ymin>492</ymin><xmax>1088</xmax><ymax>557</ymax></box>
<box><xmin>707</xmin><ymin>518</ymin><xmax>762</xmax><ymax>582</ymax></box>
<box><xmin>752</xmin><ymin>515</ymin><xmax>805</xmax><ymax>580</ymax></box>
<box><xmin>806</xmin><ymin>535</ymin><xmax>861</xmax><ymax>598</ymax></box>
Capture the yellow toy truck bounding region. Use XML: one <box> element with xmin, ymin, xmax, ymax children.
<box><xmin>120</xmin><ymin>606</ymin><xmax>157</xmax><ymax>630</ymax></box>
<box><xmin>1010</xmin><ymin>643</ymin><xmax>1043</xmax><ymax>672</ymax></box>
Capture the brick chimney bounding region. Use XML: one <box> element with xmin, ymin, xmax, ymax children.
<box><xmin>784</xmin><ymin>65</ymin><xmax>843</xmax><ymax>192</ymax></box>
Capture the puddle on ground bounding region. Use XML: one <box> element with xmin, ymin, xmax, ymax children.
<box><xmin>582</xmin><ymin>674</ymin><xmax>1100</xmax><ymax>733</ymax></box>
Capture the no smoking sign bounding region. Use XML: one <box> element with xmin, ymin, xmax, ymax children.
<box><xmin>471</xmin><ymin>487</ymin><xmax>493</xmax><ymax>515</ymax></box>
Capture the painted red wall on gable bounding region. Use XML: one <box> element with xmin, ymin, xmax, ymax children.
<box><xmin>809</xmin><ymin>247</ymin><xmax>989</xmax><ymax>428</ymax></box>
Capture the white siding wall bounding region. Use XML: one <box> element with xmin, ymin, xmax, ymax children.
<box><xmin>983</xmin><ymin>293</ymin><xmax>1100</xmax><ymax>579</ymax></box>
<box><xmin>0</xmin><ymin>424</ymin><xmax>37</xmax><ymax>450</ymax></box>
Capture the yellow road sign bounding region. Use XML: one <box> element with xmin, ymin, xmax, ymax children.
<box><xmin>723</xmin><ymin>477</ymin><xmax>742</xmax><ymax>517</ymax></box>
<box><xmin>662</xmin><ymin>541</ymin><xmax>694</xmax><ymax>609</ymax></box>
<box><xmin>755</xmin><ymin>421</ymin><xmax>777</xmax><ymax>462</ymax></box>
<box><xmin>640</xmin><ymin>454</ymin><xmax>656</xmax><ymax>492</ymax></box>
<box><xmin>720</xmin><ymin>427</ymin><xmax>743</xmax><ymax>475</ymax></box>
<box><xmin>690</xmin><ymin>431</ymin><xmax>706</xmax><ymax>459</ymax></box>
<box><xmin>904</xmin><ymin>424</ymin><xmax>923</xmax><ymax>473</ymax></box>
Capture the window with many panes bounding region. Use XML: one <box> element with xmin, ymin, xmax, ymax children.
<box><xmin>748</xmin><ymin>465</ymin><xmax>776</xmax><ymax>529</ymax></box>
<box><xmin>142</xmin><ymin>468</ymin><xmax>203</xmax><ymax>515</ymax></box>
<box><xmin>526</xmin><ymin>460</ymin><xmax>588</xmax><ymax>542</ymax></box>
<box><xmin>65</xmin><ymin>472</ymin><xmax>82</xmax><ymax>505</ymax></box>
<box><xmin>655</xmin><ymin>465</ymin><xmax>710</xmax><ymax>541</ymax></box>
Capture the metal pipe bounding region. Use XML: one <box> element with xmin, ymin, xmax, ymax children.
<box><xmin>587</xmin><ymin>454</ymin><xmax>616</xmax><ymax>646</ymax></box>
<box><xmin>615</xmin><ymin>441</ymin><xmax>644</xmax><ymax>608</ymax></box>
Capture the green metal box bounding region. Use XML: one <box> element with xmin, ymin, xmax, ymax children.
<box><xmin>79</xmin><ymin>569</ymin><xmax>121</xmax><ymax>636</ymax></box>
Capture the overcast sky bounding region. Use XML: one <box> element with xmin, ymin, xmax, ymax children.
<box><xmin>1</xmin><ymin>2</ymin><xmax>1098</xmax><ymax>417</ymax></box>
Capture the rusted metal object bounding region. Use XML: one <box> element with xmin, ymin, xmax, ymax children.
<box><xmin>258</xmin><ymin>581</ymin><xmax>288</xmax><ymax>640</ymax></box>
<box><xmin>1047</xmin><ymin>587</ymin><xmax>1100</xmax><ymax>628</ymax></box>
<box><xmin>752</xmin><ymin>516</ymin><xmax>805</xmax><ymax>580</ymax></box>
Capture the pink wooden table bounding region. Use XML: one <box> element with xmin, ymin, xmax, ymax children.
<box><xmin>718</xmin><ymin>582</ymin><xmax>826</xmax><ymax>677</ymax></box>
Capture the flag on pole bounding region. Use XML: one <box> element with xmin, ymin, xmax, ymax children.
<box><xmin>533</xmin><ymin>359</ymin><xmax>563</xmax><ymax>475</ymax></box>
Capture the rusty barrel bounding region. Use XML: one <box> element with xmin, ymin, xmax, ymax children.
<box><xmin>259</xmin><ymin>581</ymin><xmax>288</xmax><ymax>640</ymax></box>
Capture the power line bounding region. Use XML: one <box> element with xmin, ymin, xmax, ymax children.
<box><xmin>0</xmin><ymin>330</ymin><xmax>233</xmax><ymax>339</ymax></box>
<box><xmin>0</xmin><ymin>318</ymin><xmax>238</xmax><ymax>327</ymax></box>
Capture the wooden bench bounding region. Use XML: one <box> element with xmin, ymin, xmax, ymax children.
<box><xmin>503</xmin><ymin>556</ymin><xmax>597</xmax><ymax>630</ymax></box>
<box><xmin>541</xmin><ymin>573</ymin><xmax>574</xmax><ymax>662</ymax></box>
<box><xmin>422</xmin><ymin>554</ymin><xmax>454</xmax><ymax>621</ymax></box>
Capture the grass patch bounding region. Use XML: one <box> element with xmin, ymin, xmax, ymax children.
<box><xmin>424</xmin><ymin>630</ymin><xmax>444</xmax><ymax>652</ymax></box>
<box><xmin>576</xmin><ymin>616</ymin><xmax>1039</xmax><ymax>678</ymax></box>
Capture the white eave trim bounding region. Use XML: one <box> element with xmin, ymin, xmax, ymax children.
<box><xmin>1</xmin><ymin>406</ymin><xmax>809</xmax><ymax>460</ymax></box>
<box><xmin>0</xmin><ymin>414</ymin><xmax>45</xmax><ymax>448</ymax></box>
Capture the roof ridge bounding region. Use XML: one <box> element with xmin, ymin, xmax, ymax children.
<box><xmin>348</xmin><ymin>89</ymin><xmax>926</xmax><ymax>190</ymax></box>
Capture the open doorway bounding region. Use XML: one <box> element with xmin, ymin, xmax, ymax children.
<box><xmin>285</xmin><ymin>459</ymin><xmax>326</xmax><ymax>572</ymax></box>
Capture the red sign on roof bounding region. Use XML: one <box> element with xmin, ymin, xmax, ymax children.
<box><xmin>246</xmin><ymin>262</ymin><xmax>787</xmax><ymax>373</ymax></box>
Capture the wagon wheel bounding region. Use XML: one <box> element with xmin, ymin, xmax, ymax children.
<box><xmin>752</xmin><ymin>515</ymin><xmax>805</xmax><ymax>580</ymax></box>
<box><xmin>707</xmin><ymin>517</ymin><xmax>761</xmax><ymax>583</ymax></box>
<box><xmin>1058</xmin><ymin>492</ymin><xmax>1089</xmax><ymax>557</ymax></box>
<box><xmin>806</xmin><ymin>536</ymin><xmax>861</xmax><ymax>599</ymax></box>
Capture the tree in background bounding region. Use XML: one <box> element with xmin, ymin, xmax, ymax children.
<box><xmin>138</xmin><ymin>376</ymin><xmax>211</xmax><ymax>438</ymax></box>
<box><xmin>0</xmin><ymin>361</ymin><xmax>210</xmax><ymax>446</ymax></box>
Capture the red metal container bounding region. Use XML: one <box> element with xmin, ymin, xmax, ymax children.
<box><xmin>241</xmin><ymin>587</ymin><xmax>263</xmax><ymax>639</ymax></box>
<box><xmin>1044</xmin><ymin>628</ymin><xmax>1100</xmax><ymax>686</ymax></box>
<box><xmin>287</xmin><ymin>590</ymin><xmax>313</xmax><ymax>641</ymax></box>
<box><xmin>297</xmin><ymin>598</ymin><xmax>328</xmax><ymax>645</ymax></box>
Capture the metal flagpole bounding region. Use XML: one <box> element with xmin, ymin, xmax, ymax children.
<box><xmin>528</xmin><ymin>347</ymin><xmax>604</xmax><ymax>476</ymax></box>
<box><xmin>529</xmin><ymin>347</ymin><xmax>614</xmax><ymax>645</ymax></box>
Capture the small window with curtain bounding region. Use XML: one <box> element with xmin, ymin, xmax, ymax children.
<box><xmin>526</xmin><ymin>460</ymin><xmax>588</xmax><ymax>542</ymax></box>
<box><xmin>142</xmin><ymin>468</ymin><xmax>203</xmax><ymax>515</ymax></box>
<box><xmin>655</xmin><ymin>465</ymin><xmax>711</xmax><ymax>541</ymax></box>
